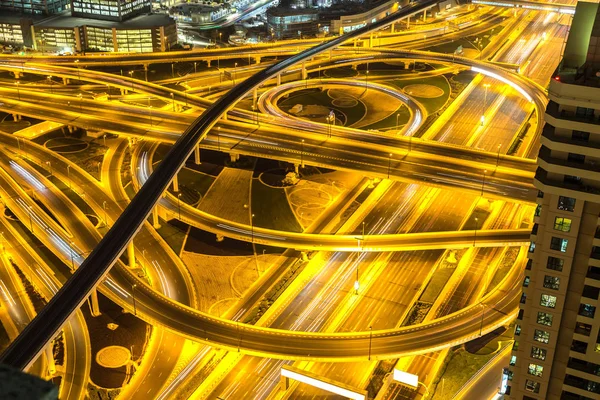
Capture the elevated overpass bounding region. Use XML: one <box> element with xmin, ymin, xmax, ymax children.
<box><xmin>0</xmin><ymin>0</ymin><xmax>530</xmax><ymax>369</ymax></box>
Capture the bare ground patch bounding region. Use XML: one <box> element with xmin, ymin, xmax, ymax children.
<box><xmin>197</xmin><ymin>168</ymin><xmax>252</xmax><ymax>225</ymax></box>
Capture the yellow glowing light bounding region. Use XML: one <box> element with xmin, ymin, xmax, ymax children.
<box><xmin>393</xmin><ymin>369</ymin><xmax>419</xmax><ymax>388</ymax></box>
<box><xmin>281</xmin><ymin>367</ymin><xmax>366</xmax><ymax>400</ymax></box>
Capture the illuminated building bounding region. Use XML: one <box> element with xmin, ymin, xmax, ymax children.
<box><xmin>71</xmin><ymin>0</ymin><xmax>151</xmax><ymax>22</ymax></box>
<box><xmin>0</xmin><ymin>0</ymin><xmax>68</xmax><ymax>15</ymax></box>
<box><xmin>267</xmin><ymin>7</ymin><xmax>318</xmax><ymax>39</ymax></box>
<box><xmin>505</xmin><ymin>2</ymin><xmax>600</xmax><ymax>399</ymax></box>
<box><xmin>30</xmin><ymin>14</ymin><xmax>176</xmax><ymax>52</ymax></box>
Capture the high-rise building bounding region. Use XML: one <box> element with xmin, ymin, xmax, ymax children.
<box><xmin>71</xmin><ymin>0</ymin><xmax>151</xmax><ymax>22</ymax></box>
<box><xmin>505</xmin><ymin>2</ymin><xmax>600</xmax><ymax>399</ymax></box>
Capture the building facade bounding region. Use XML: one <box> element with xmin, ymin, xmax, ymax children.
<box><xmin>0</xmin><ymin>0</ymin><xmax>68</xmax><ymax>15</ymax></box>
<box><xmin>71</xmin><ymin>0</ymin><xmax>152</xmax><ymax>21</ymax></box>
<box><xmin>505</xmin><ymin>2</ymin><xmax>600</xmax><ymax>399</ymax></box>
<box><xmin>266</xmin><ymin>7</ymin><xmax>318</xmax><ymax>39</ymax></box>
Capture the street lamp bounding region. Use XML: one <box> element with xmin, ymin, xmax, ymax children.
<box><xmin>47</xmin><ymin>76</ymin><xmax>53</xmax><ymax>94</ymax></box>
<box><xmin>301</xmin><ymin>139</ymin><xmax>305</xmax><ymax>169</ymax></box>
<box><xmin>14</xmin><ymin>80</ymin><xmax>20</xmax><ymax>101</ymax></box>
<box><xmin>473</xmin><ymin>217</ymin><xmax>478</xmax><ymax>247</ymax></box>
<box><xmin>74</xmin><ymin>59</ymin><xmax>81</xmax><ymax>81</ymax></box>
<box><xmin>365</xmin><ymin>70</ymin><xmax>369</xmax><ymax>91</ymax></box>
<box><xmin>128</xmin><ymin>70</ymin><xmax>134</xmax><ymax>92</ymax></box>
<box><xmin>251</xmin><ymin>213</ymin><xmax>255</xmax><ymax>243</ymax></box>
<box><xmin>170</xmin><ymin>92</ymin><xmax>175</xmax><ymax>112</ymax></box>
<box><xmin>217</xmin><ymin>126</ymin><xmax>221</xmax><ymax>151</ymax></box>
<box><xmin>234</xmin><ymin>62</ymin><xmax>238</xmax><ymax>84</ymax></box>
<box><xmin>481</xmin><ymin>169</ymin><xmax>487</xmax><ymax>196</ymax></box>
<box><xmin>131</xmin><ymin>284</ymin><xmax>137</xmax><ymax>315</ymax></box>
<box><xmin>171</xmin><ymin>62</ymin><xmax>175</xmax><ymax>78</ymax></box>
<box><xmin>194</xmin><ymin>61</ymin><xmax>197</xmax><ymax>74</ymax></box>
<box><xmin>77</xmin><ymin>92</ymin><xmax>83</xmax><ymax>112</ymax></box>
<box><xmin>69</xmin><ymin>241</ymin><xmax>76</xmax><ymax>271</ymax></box>
<box><xmin>396</xmin><ymin>113</ymin><xmax>400</xmax><ymax>130</ymax></box>
<box><xmin>177</xmin><ymin>192</ymin><xmax>182</xmax><ymax>220</ymax></box>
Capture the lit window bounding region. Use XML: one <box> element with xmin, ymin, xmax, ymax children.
<box><xmin>578</xmin><ymin>303</ymin><xmax>596</xmax><ymax>318</ymax></box>
<box><xmin>531</xmin><ymin>346</ymin><xmax>546</xmax><ymax>361</ymax></box>
<box><xmin>534</xmin><ymin>329</ymin><xmax>550</xmax><ymax>344</ymax></box>
<box><xmin>525</xmin><ymin>379</ymin><xmax>540</xmax><ymax>393</ymax></box>
<box><xmin>510</xmin><ymin>355</ymin><xmax>517</xmax><ymax>366</ymax></box>
<box><xmin>535</xmin><ymin>204</ymin><xmax>542</xmax><ymax>217</ymax></box>
<box><xmin>550</xmin><ymin>237</ymin><xmax>568</xmax><ymax>252</ymax></box>
<box><xmin>540</xmin><ymin>294</ymin><xmax>557</xmax><ymax>308</ymax></box>
<box><xmin>537</xmin><ymin>312</ymin><xmax>553</xmax><ymax>326</ymax></box>
<box><xmin>546</xmin><ymin>256</ymin><xmax>564</xmax><ymax>271</ymax></box>
<box><xmin>558</xmin><ymin>196</ymin><xmax>575</xmax><ymax>211</ymax></box>
<box><xmin>543</xmin><ymin>275</ymin><xmax>560</xmax><ymax>290</ymax></box>
<box><xmin>529</xmin><ymin>242</ymin><xmax>536</xmax><ymax>253</ymax></box>
<box><xmin>515</xmin><ymin>325</ymin><xmax>521</xmax><ymax>336</ymax></box>
<box><xmin>520</xmin><ymin>293</ymin><xmax>527</xmax><ymax>304</ymax></box>
<box><xmin>528</xmin><ymin>363</ymin><xmax>543</xmax><ymax>377</ymax></box>
<box><xmin>523</xmin><ymin>276</ymin><xmax>530</xmax><ymax>287</ymax></box>
<box><xmin>554</xmin><ymin>217</ymin><xmax>572</xmax><ymax>232</ymax></box>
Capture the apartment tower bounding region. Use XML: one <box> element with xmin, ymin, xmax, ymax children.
<box><xmin>506</xmin><ymin>2</ymin><xmax>600</xmax><ymax>399</ymax></box>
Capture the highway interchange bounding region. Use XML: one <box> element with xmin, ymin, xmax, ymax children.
<box><xmin>0</xmin><ymin>1</ymin><xmax>569</xmax><ymax>399</ymax></box>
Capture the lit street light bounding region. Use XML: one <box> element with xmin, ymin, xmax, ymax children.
<box><xmin>128</xmin><ymin>70</ymin><xmax>134</xmax><ymax>92</ymax></box>
<box><xmin>77</xmin><ymin>93</ymin><xmax>83</xmax><ymax>112</ymax></box>
<box><xmin>131</xmin><ymin>284</ymin><xmax>137</xmax><ymax>315</ymax></box>
<box><xmin>396</xmin><ymin>113</ymin><xmax>400</xmax><ymax>130</ymax></box>
<box><xmin>170</xmin><ymin>92</ymin><xmax>175</xmax><ymax>112</ymax></box>
<box><xmin>14</xmin><ymin>80</ymin><xmax>20</xmax><ymax>101</ymax></box>
<box><xmin>47</xmin><ymin>76</ymin><xmax>53</xmax><ymax>94</ymax></box>
<box><xmin>473</xmin><ymin>217</ymin><xmax>478</xmax><ymax>247</ymax></box>
<box><xmin>74</xmin><ymin>59</ymin><xmax>81</xmax><ymax>81</ymax></box>
<box><xmin>234</xmin><ymin>62</ymin><xmax>238</xmax><ymax>84</ymax></box>
<box><xmin>177</xmin><ymin>192</ymin><xmax>182</xmax><ymax>220</ymax></box>
<box><xmin>365</xmin><ymin>70</ymin><xmax>369</xmax><ymax>91</ymax></box>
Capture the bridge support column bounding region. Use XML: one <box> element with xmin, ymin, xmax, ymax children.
<box><xmin>13</xmin><ymin>71</ymin><xmax>22</xmax><ymax>79</ymax></box>
<box><xmin>390</xmin><ymin>23</ymin><xmax>394</xmax><ymax>33</ymax></box>
<box><xmin>230</xmin><ymin>153</ymin><xmax>239</xmax><ymax>162</ymax></box>
<box><xmin>406</xmin><ymin>17</ymin><xmax>410</xmax><ymax>29</ymax></box>
<box><xmin>194</xmin><ymin>145</ymin><xmax>201</xmax><ymax>165</ymax></box>
<box><xmin>172</xmin><ymin>174</ymin><xmax>179</xmax><ymax>192</ymax></box>
<box><xmin>294</xmin><ymin>163</ymin><xmax>299</xmax><ymax>174</ymax></box>
<box><xmin>62</xmin><ymin>77</ymin><xmax>70</xmax><ymax>85</ymax></box>
<box><xmin>206</xmin><ymin>59</ymin><xmax>211</xmax><ymax>68</ymax></box>
<box><xmin>369</xmin><ymin>32</ymin><xmax>373</xmax><ymax>47</ymax></box>
<box><xmin>90</xmin><ymin>289</ymin><xmax>101</xmax><ymax>316</ymax></box>
<box><xmin>301</xmin><ymin>252</ymin><xmax>309</xmax><ymax>261</ymax></box>
<box><xmin>143</xmin><ymin>64</ymin><xmax>149</xmax><ymax>81</ymax></box>
<box><xmin>152</xmin><ymin>207</ymin><xmax>161</xmax><ymax>229</ymax></box>
<box><xmin>423</xmin><ymin>9</ymin><xmax>426</xmax><ymax>21</ymax></box>
<box><xmin>254</xmin><ymin>56</ymin><xmax>261</xmax><ymax>64</ymax></box>
<box><xmin>120</xmin><ymin>88</ymin><xmax>126</xmax><ymax>96</ymax></box>
<box><xmin>216</xmin><ymin>234</ymin><xmax>224</xmax><ymax>242</ymax></box>
<box><xmin>45</xmin><ymin>343</ymin><xmax>56</xmax><ymax>376</ymax></box>
<box><xmin>12</xmin><ymin>114</ymin><xmax>21</xmax><ymax>122</ymax></box>
<box><xmin>128</xmin><ymin>241</ymin><xmax>136</xmax><ymax>269</ymax></box>
<box><xmin>301</xmin><ymin>62</ymin><xmax>307</xmax><ymax>80</ymax></box>
<box><xmin>277</xmin><ymin>73</ymin><xmax>281</xmax><ymax>86</ymax></box>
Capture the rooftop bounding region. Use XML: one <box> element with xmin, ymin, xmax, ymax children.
<box><xmin>33</xmin><ymin>13</ymin><xmax>175</xmax><ymax>29</ymax></box>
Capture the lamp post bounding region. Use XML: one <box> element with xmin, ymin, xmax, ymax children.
<box><xmin>131</xmin><ymin>284</ymin><xmax>137</xmax><ymax>315</ymax></box>
<box><xmin>481</xmin><ymin>169</ymin><xmax>487</xmax><ymax>196</ymax></box>
<box><xmin>14</xmin><ymin>80</ymin><xmax>20</xmax><ymax>101</ymax></box>
<box><xmin>47</xmin><ymin>76</ymin><xmax>53</xmax><ymax>94</ymax></box>
<box><xmin>67</xmin><ymin>165</ymin><xmax>71</xmax><ymax>190</ymax></box>
<box><xmin>171</xmin><ymin>62</ymin><xmax>175</xmax><ymax>78</ymax></box>
<box><xmin>77</xmin><ymin>93</ymin><xmax>82</xmax><ymax>112</ymax></box>
<box><xmin>234</xmin><ymin>62</ymin><xmax>238</xmax><ymax>84</ymax></box>
<box><xmin>474</xmin><ymin>217</ymin><xmax>478</xmax><ymax>247</ymax></box>
<box><xmin>170</xmin><ymin>92</ymin><xmax>175</xmax><ymax>112</ymax></box>
<box><xmin>69</xmin><ymin>241</ymin><xmax>75</xmax><ymax>271</ymax></box>
<box><xmin>102</xmin><ymin>200</ymin><xmax>107</xmax><ymax>228</ymax></box>
<box><xmin>396</xmin><ymin>113</ymin><xmax>400</xmax><ymax>130</ymax></box>
<box><xmin>74</xmin><ymin>59</ymin><xmax>81</xmax><ymax>81</ymax></box>
<box><xmin>251</xmin><ymin>213</ymin><xmax>255</xmax><ymax>243</ymax></box>
<box><xmin>387</xmin><ymin>153</ymin><xmax>392</xmax><ymax>179</ymax></box>
<box><xmin>194</xmin><ymin>62</ymin><xmax>197</xmax><ymax>74</ymax></box>
<box><xmin>217</xmin><ymin>126</ymin><xmax>221</xmax><ymax>151</ymax></box>
<box><xmin>365</xmin><ymin>70</ymin><xmax>369</xmax><ymax>91</ymax></box>
<box><xmin>128</xmin><ymin>70</ymin><xmax>134</xmax><ymax>92</ymax></box>
<box><xmin>301</xmin><ymin>139</ymin><xmax>305</xmax><ymax>169</ymax></box>
<box><xmin>368</xmin><ymin>326</ymin><xmax>373</xmax><ymax>360</ymax></box>
<box><xmin>177</xmin><ymin>192</ymin><xmax>182</xmax><ymax>220</ymax></box>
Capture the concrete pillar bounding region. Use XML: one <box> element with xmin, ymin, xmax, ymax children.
<box><xmin>229</xmin><ymin>153</ymin><xmax>239</xmax><ymax>162</ymax></box>
<box><xmin>423</xmin><ymin>10</ymin><xmax>426</xmax><ymax>21</ymax></box>
<box><xmin>90</xmin><ymin>289</ymin><xmax>101</xmax><ymax>316</ymax></box>
<box><xmin>172</xmin><ymin>174</ymin><xmax>179</xmax><ymax>192</ymax></box>
<box><xmin>216</xmin><ymin>234</ymin><xmax>224</xmax><ymax>242</ymax></box>
<box><xmin>62</xmin><ymin>77</ymin><xmax>70</xmax><ymax>85</ymax></box>
<box><xmin>120</xmin><ymin>88</ymin><xmax>126</xmax><ymax>96</ymax></box>
<box><xmin>45</xmin><ymin>344</ymin><xmax>56</xmax><ymax>376</ymax></box>
<box><xmin>128</xmin><ymin>241</ymin><xmax>135</xmax><ymax>269</ymax></box>
<box><xmin>152</xmin><ymin>207</ymin><xmax>161</xmax><ymax>229</ymax></box>
<box><xmin>280</xmin><ymin>374</ymin><xmax>289</xmax><ymax>390</ymax></box>
<box><xmin>12</xmin><ymin>114</ymin><xmax>19</xmax><ymax>122</ymax></box>
<box><xmin>207</xmin><ymin>59</ymin><xmax>211</xmax><ymax>68</ymax></box>
<box><xmin>13</xmin><ymin>71</ymin><xmax>21</xmax><ymax>79</ymax></box>
<box><xmin>194</xmin><ymin>145</ymin><xmax>201</xmax><ymax>165</ymax></box>
<box><xmin>369</xmin><ymin>32</ymin><xmax>373</xmax><ymax>47</ymax></box>
<box><xmin>143</xmin><ymin>64</ymin><xmax>149</xmax><ymax>81</ymax></box>
<box><xmin>406</xmin><ymin>17</ymin><xmax>410</xmax><ymax>29</ymax></box>
<box><xmin>301</xmin><ymin>252</ymin><xmax>309</xmax><ymax>261</ymax></box>
<box><xmin>277</xmin><ymin>74</ymin><xmax>281</xmax><ymax>86</ymax></box>
<box><xmin>254</xmin><ymin>56</ymin><xmax>261</xmax><ymax>64</ymax></box>
<box><xmin>301</xmin><ymin>62</ymin><xmax>307</xmax><ymax>80</ymax></box>
<box><xmin>391</xmin><ymin>23</ymin><xmax>394</xmax><ymax>33</ymax></box>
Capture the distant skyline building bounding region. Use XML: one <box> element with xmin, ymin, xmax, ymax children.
<box><xmin>505</xmin><ymin>1</ymin><xmax>600</xmax><ymax>399</ymax></box>
<box><xmin>0</xmin><ymin>0</ymin><xmax>68</xmax><ymax>15</ymax></box>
